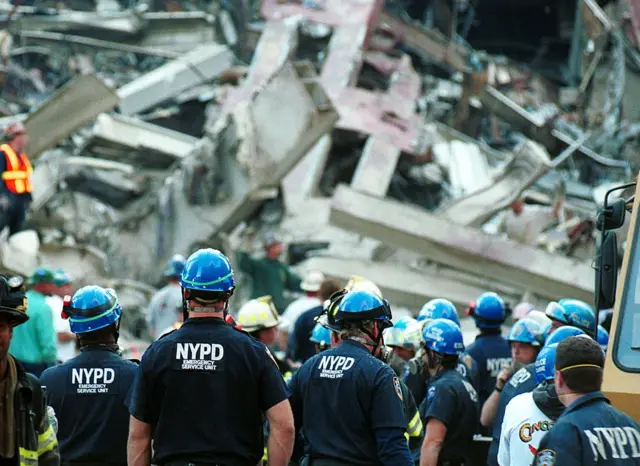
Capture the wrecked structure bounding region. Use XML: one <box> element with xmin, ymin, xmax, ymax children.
<box><xmin>0</xmin><ymin>0</ymin><xmax>636</xmax><ymax>326</ymax></box>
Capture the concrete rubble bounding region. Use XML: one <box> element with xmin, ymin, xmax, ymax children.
<box><xmin>0</xmin><ymin>0</ymin><xmax>637</xmax><ymax>338</ymax></box>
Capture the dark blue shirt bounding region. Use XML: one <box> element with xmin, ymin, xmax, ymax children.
<box><xmin>534</xmin><ymin>392</ymin><xmax>640</xmax><ymax>466</ymax></box>
<box><xmin>419</xmin><ymin>369</ymin><xmax>479</xmax><ymax>463</ymax></box>
<box><xmin>289</xmin><ymin>339</ymin><xmax>412</xmax><ymax>466</ymax></box>
<box><xmin>40</xmin><ymin>347</ymin><xmax>138</xmax><ymax>466</ymax></box>
<box><xmin>466</xmin><ymin>332</ymin><xmax>511</xmax><ymax>409</ymax></box>
<box><xmin>289</xmin><ymin>305</ymin><xmax>323</xmax><ymax>363</ymax></box>
<box><xmin>487</xmin><ymin>363</ymin><xmax>537</xmax><ymax>466</ymax></box>
<box><xmin>128</xmin><ymin>318</ymin><xmax>288</xmax><ymax>466</ymax></box>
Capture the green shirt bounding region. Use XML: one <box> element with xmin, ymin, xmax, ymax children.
<box><xmin>236</xmin><ymin>251</ymin><xmax>302</xmax><ymax>312</ymax></box>
<box><xmin>9</xmin><ymin>290</ymin><xmax>57</xmax><ymax>364</ymax></box>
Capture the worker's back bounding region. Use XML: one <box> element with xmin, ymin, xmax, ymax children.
<box><xmin>129</xmin><ymin>317</ymin><xmax>286</xmax><ymax>465</ymax></box>
<box><xmin>289</xmin><ymin>339</ymin><xmax>407</xmax><ymax>464</ymax></box>
<box><xmin>40</xmin><ymin>348</ymin><xmax>138</xmax><ymax>465</ymax></box>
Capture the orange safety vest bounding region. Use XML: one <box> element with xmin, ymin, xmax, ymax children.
<box><xmin>1</xmin><ymin>144</ymin><xmax>32</xmax><ymax>194</ymax></box>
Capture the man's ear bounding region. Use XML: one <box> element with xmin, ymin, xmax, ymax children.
<box><xmin>554</xmin><ymin>369</ymin><xmax>563</xmax><ymax>389</ymax></box>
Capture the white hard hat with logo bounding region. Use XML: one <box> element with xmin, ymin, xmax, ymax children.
<box><xmin>301</xmin><ymin>270</ymin><xmax>325</xmax><ymax>292</ymax></box>
<box><xmin>237</xmin><ymin>296</ymin><xmax>281</xmax><ymax>332</ymax></box>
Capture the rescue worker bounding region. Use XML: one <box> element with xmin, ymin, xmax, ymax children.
<box><xmin>485</xmin><ymin>318</ymin><xmax>547</xmax><ymax>466</ymax></box>
<box><xmin>146</xmin><ymin>254</ymin><xmax>185</xmax><ymax>339</ymax></box>
<box><xmin>481</xmin><ymin>317</ymin><xmax>543</xmax><ymax>428</ymax></box>
<box><xmin>282</xmin><ymin>270</ymin><xmax>324</xmax><ymax>328</ymax></box>
<box><xmin>237</xmin><ymin>295</ymin><xmax>292</xmax><ymax>376</ymax></box>
<box><xmin>317</xmin><ymin>305</ymin><xmax>424</xmax><ymax>462</ymax></box>
<box><xmin>127</xmin><ymin>248</ymin><xmax>294</xmax><ymax>466</ymax></box>
<box><xmin>0</xmin><ymin>121</ymin><xmax>33</xmax><ymax>236</ymax></box>
<box><xmin>416</xmin><ymin>298</ymin><xmax>478</xmax><ymax>392</ymax></box>
<box><xmin>289</xmin><ymin>289</ymin><xmax>414</xmax><ymax>466</ymax></box>
<box><xmin>309</xmin><ymin>322</ymin><xmax>331</xmax><ymax>353</ymax></box>
<box><xmin>9</xmin><ymin>267</ymin><xmax>57</xmax><ymax>376</ymax></box>
<box><xmin>498</xmin><ymin>343</ymin><xmax>565</xmax><ymax>465</ymax></box>
<box><xmin>597</xmin><ymin>325</ymin><xmax>609</xmax><ymax>353</ymax></box>
<box><xmin>48</xmin><ymin>270</ymin><xmax>76</xmax><ymax>363</ymax></box>
<box><xmin>0</xmin><ymin>273</ymin><xmax>60</xmax><ymax>466</ymax></box>
<box><xmin>465</xmin><ymin>292</ymin><xmax>511</xmax><ymax>410</ymax></box>
<box><xmin>384</xmin><ymin>317</ymin><xmax>421</xmax><ymax>377</ymax></box>
<box><xmin>234</xmin><ymin>231</ymin><xmax>302</xmax><ymax>312</ymax></box>
<box><xmin>40</xmin><ymin>286</ymin><xmax>137</xmax><ymax>466</ymax></box>
<box><xmin>419</xmin><ymin>319</ymin><xmax>479</xmax><ymax>466</ymax></box>
<box><xmin>287</xmin><ymin>279</ymin><xmax>342</xmax><ymax>363</ymax></box>
<box><xmin>545</xmin><ymin>298</ymin><xmax>596</xmax><ymax>334</ymax></box>
<box><xmin>534</xmin><ymin>336</ymin><xmax>640</xmax><ymax>466</ymax></box>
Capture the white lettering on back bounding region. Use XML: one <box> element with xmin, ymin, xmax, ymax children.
<box><xmin>317</xmin><ymin>355</ymin><xmax>355</xmax><ymax>379</ymax></box>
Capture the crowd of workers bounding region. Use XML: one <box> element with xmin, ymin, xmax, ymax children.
<box><xmin>1</xmin><ymin>240</ymin><xmax>640</xmax><ymax>466</ymax></box>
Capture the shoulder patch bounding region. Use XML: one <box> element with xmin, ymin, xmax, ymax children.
<box><xmin>536</xmin><ymin>449</ymin><xmax>556</xmax><ymax>466</ymax></box>
<box><xmin>393</xmin><ymin>376</ymin><xmax>403</xmax><ymax>401</ymax></box>
<box><xmin>463</xmin><ymin>354</ymin><xmax>473</xmax><ymax>369</ymax></box>
<box><xmin>427</xmin><ymin>385</ymin><xmax>436</xmax><ymax>401</ymax></box>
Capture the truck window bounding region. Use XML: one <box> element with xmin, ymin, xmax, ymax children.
<box><xmin>613</xmin><ymin>220</ymin><xmax>640</xmax><ymax>372</ymax></box>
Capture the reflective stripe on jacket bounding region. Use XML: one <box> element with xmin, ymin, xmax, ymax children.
<box><xmin>1</xmin><ymin>143</ymin><xmax>33</xmax><ymax>194</ymax></box>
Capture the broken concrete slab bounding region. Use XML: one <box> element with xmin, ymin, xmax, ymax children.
<box><xmin>329</xmin><ymin>184</ymin><xmax>595</xmax><ymax>302</ymax></box>
<box><xmin>222</xmin><ymin>17</ymin><xmax>301</xmax><ymax>112</ymax></box>
<box><xmin>25</xmin><ymin>74</ymin><xmax>119</xmax><ymax>158</ymax></box>
<box><xmin>297</xmin><ymin>256</ymin><xmax>519</xmax><ymax>311</ymax></box>
<box><xmin>132</xmin><ymin>11</ymin><xmax>217</xmax><ymax>53</ymax></box>
<box><xmin>351</xmin><ymin>137</ymin><xmax>401</xmax><ymax>197</ymax></box>
<box><xmin>282</xmin><ymin>135</ymin><xmax>331</xmax><ymax>211</ymax></box>
<box><xmin>438</xmin><ymin>139</ymin><xmax>552</xmax><ymax>227</ymax></box>
<box><xmin>38</xmin><ymin>243</ymin><xmax>109</xmax><ymax>285</ymax></box>
<box><xmin>117</xmin><ymin>43</ymin><xmax>233</xmax><ymax>116</ymax></box>
<box><xmin>378</xmin><ymin>11</ymin><xmax>470</xmax><ymax>73</ymax></box>
<box><xmin>86</xmin><ymin>113</ymin><xmax>200</xmax><ymax>168</ymax></box>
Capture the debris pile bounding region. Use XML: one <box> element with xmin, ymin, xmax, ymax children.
<box><xmin>0</xmin><ymin>0</ymin><xmax>637</xmax><ymax>322</ymax></box>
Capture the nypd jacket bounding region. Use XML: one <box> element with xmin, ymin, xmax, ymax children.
<box><xmin>14</xmin><ymin>361</ymin><xmax>60</xmax><ymax>466</ymax></box>
<box><xmin>534</xmin><ymin>391</ymin><xmax>640</xmax><ymax>466</ymax></box>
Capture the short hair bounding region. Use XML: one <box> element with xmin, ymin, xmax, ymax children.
<box><xmin>318</xmin><ymin>279</ymin><xmax>342</xmax><ymax>301</ymax></box>
<box><xmin>338</xmin><ymin>319</ymin><xmax>375</xmax><ymax>340</ymax></box>
<box><xmin>556</xmin><ymin>336</ymin><xmax>605</xmax><ymax>393</ymax></box>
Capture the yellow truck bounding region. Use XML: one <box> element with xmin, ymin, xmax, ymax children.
<box><xmin>599</xmin><ymin>177</ymin><xmax>640</xmax><ymax>421</ymax></box>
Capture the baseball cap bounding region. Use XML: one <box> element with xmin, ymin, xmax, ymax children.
<box><xmin>28</xmin><ymin>267</ymin><xmax>55</xmax><ymax>285</ymax></box>
<box><xmin>53</xmin><ymin>269</ymin><xmax>73</xmax><ymax>286</ymax></box>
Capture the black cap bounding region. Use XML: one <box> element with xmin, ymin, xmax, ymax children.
<box><xmin>0</xmin><ymin>275</ymin><xmax>28</xmax><ymax>326</ymax></box>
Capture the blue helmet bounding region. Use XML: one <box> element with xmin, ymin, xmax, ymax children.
<box><xmin>545</xmin><ymin>325</ymin><xmax>586</xmax><ymax>346</ymax></box>
<box><xmin>310</xmin><ymin>322</ymin><xmax>331</xmax><ymax>348</ymax></box>
<box><xmin>508</xmin><ymin>317</ymin><xmax>543</xmax><ymax>346</ymax></box>
<box><xmin>334</xmin><ymin>290</ymin><xmax>392</xmax><ymax>327</ymax></box>
<box><xmin>63</xmin><ymin>285</ymin><xmax>122</xmax><ymax>334</ymax></box>
<box><xmin>164</xmin><ymin>254</ymin><xmax>186</xmax><ymax>278</ymax></box>
<box><xmin>421</xmin><ymin>318</ymin><xmax>465</xmax><ymax>356</ymax></box>
<box><xmin>469</xmin><ymin>292</ymin><xmax>505</xmax><ymax>329</ymax></box>
<box><xmin>418</xmin><ymin>299</ymin><xmax>459</xmax><ymax>325</ymax></box>
<box><xmin>180</xmin><ymin>249</ymin><xmax>235</xmax><ymax>293</ymax></box>
<box><xmin>534</xmin><ymin>343</ymin><xmax>558</xmax><ymax>384</ymax></box>
<box><xmin>546</xmin><ymin>299</ymin><xmax>595</xmax><ymax>332</ymax></box>
<box><xmin>597</xmin><ymin>325</ymin><xmax>609</xmax><ymax>351</ymax></box>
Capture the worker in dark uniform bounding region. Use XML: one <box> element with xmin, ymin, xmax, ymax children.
<box><xmin>534</xmin><ymin>336</ymin><xmax>640</xmax><ymax>465</ymax></box>
<box><xmin>465</xmin><ymin>293</ymin><xmax>511</xmax><ymax>413</ymax></box>
<box><xmin>315</xmin><ymin>311</ymin><xmax>424</xmax><ymax>462</ymax></box>
<box><xmin>40</xmin><ymin>286</ymin><xmax>138</xmax><ymax>466</ymax></box>
<box><xmin>127</xmin><ymin>248</ymin><xmax>295</xmax><ymax>466</ymax></box>
<box><xmin>406</xmin><ymin>299</ymin><xmax>478</xmax><ymax>406</ymax></box>
<box><xmin>419</xmin><ymin>318</ymin><xmax>479</xmax><ymax>466</ymax></box>
<box><xmin>289</xmin><ymin>289</ymin><xmax>414</xmax><ymax>466</ymax></box>
<box><xmin>484</xmin><ymin>317</ymin><xmax>545</xmax><ymax>465</ymax></box>
<box><xmin>0</xmin><ymin>121</ymin><xmax>33</xmax><ymax>236</ymax></box>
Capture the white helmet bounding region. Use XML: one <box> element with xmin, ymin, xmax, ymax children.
<box><xmin>526</xmin><ymin>310</ymin><xmax>552</xmax><ymax>328</ymax></box>
<box><xmin>345</xmin><ymin>276</ymin><xmax>383</xmax><ymax>298</ymax></box>
<box><xmin>237</xmin><ymin>296</ymin><xmax>281</xmax><ymax>332</ymax></box>
<box><xmin>301</xmin><ymin>270</ymin><xmax>325</xmax><ymax>292</ymax></box>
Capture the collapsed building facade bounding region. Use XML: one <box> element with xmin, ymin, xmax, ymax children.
<box><xmin>0</xmin><ymin>0</ymin><xmax>636</xmax><ymax>339</ymax></box>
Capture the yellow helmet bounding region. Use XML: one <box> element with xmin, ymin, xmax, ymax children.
<box><xmin>237</xmin><ymin>296</ymin><xmax>281</xmax><ymax>332</ymax></box>
<box><xmin>345</xmin><ymin>276</ymin><xmax>383</xmax><ymax>298</ymax></box>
